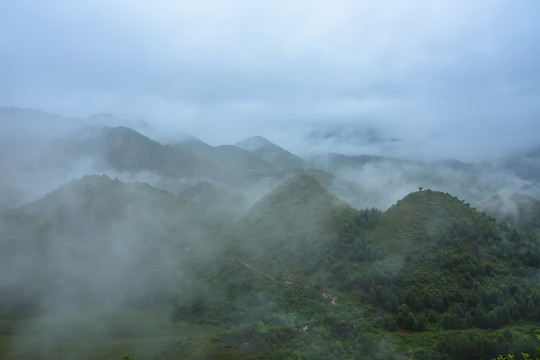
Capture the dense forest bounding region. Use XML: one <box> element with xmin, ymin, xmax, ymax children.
<box><xmin>0</xmin><ymin>111</ymin><xmax>539</xmax><ymax>359</ymax></box>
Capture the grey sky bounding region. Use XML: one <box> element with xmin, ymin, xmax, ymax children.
<box><xmin>1</xmin><ymin>0</ymin><xmax>539</xmax><ymax>160</ymax></box>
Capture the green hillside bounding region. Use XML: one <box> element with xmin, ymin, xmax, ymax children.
<box><xmin>0</xmin><ymin>175</ymin><xmax>231</xmax><ymax>310</ymax></box>
<box><xmin>171</xmin><ymin>183</ymin><xmax>540</xmax><ymax>360</ymax></box>
<box><xmin>0</xmin><ymin>177</ymin><xmax>539</xmax><ymax>360</ymax></box>
<box><xmin>371</xmin><ymin>190</ymin><xmax>482</xmax><ymax>259</ymax></box>
<box><xmin>236</xmin><ymin>175</ymin><xmax>356</xmax><ymax>273</ymax></box>
<box><xmin>243</xmin><ymin>175</ymin><xmax>352</xmax><ymax>238</ymax></box>
<box><xmin>180</xmin><ymin>180</ymin><xmax>249</xmax><ymax>217</ymax></box>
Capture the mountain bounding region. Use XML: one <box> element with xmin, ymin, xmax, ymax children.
<box><xmin>180</xmin><ymin>180</ymin><xmax>249</xmax><ymax>217</ymax></box>
<box><xmin>364</xmin><ymin>190</ymin><xmax>540</xmax><ymax>320</ymax></box>
<box><xmin>0</xmin><ymin>108</ymin><xmax>93</xmax><ymax>210</ymax></box>
<box><xmin>310</xmin><ymin>151</ymin><xmax>539</xmax><ymax>212</ymax></box>
<box><xmin>0</xmin><ymin>106</ymin><xmax>81</xmax><ymax>137</ymax></box>
<box><xmin>1</xmin><ymin>107</ymin><xmax>540</xmax><ymax>360</ymax></box>
<box><xmin>236</xmin><ymin>136</ymin><xmax>305</xmax><ymax>170</ymax></box>
<box><xmin>0</xmin><ymin>175</ymin><xmax>230</xmax><ymax>309</ymax></box>
<box><xmin>305</xmin><ymin>189</ymin><xmax>540</xmax><ymax>358</ymax></box>
<box><xmin>237</xmin><ymin>175</ymin><xmax>355</xmax><ymax>274</ymax></box>
<box><xmin>0</xmin><ymin>135</ymin><xmax>89</xmax><ymax>210</ymax></box>
<box><xmin>1</xmin><ymin>175</ymin><xmax>539</xmax><ymax>359</ymax></box>
<box><xmin>173</xmin><ymin>186</ymin><xmax>540</xmax><ymax>359</ymax></box>
<box><xmin>243</xmin><ymin>174</ymin><xmax>351</xmax><ymax>236</ymax></box>
<box><xmin>169</xmin><ymin>132</ymin><xmax>216</xmax><ymax>154</ymax></box>
<box><xmin>373</xmin><ymin>189</ymin><xmax>481</xmax><ymax>247</ymax></box>
<box><xmin>172</xmin><ymin>136</ymin><xmax>276</xmax><ymax>184</ymax></box>
<box><xmin>211</xmin><ymin>145</ymin><xmax>276</xmax><ymax>181</ymax></box>
<box><xmin>82</xmin><ymin>126</ymin><xmax>212</xmax><ymax>178</ymax></box>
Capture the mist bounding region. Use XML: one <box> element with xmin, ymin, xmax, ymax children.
<box><xmin>2</xmin><ymin>1</ymin><xmax>540</xmax><ymax>161</ymax></box>
<box><xmin>0</xmin><ymin>112</ymin><xmax>539</xmax><ymax>359</ymax></box>
<box><xmin>1</xmin><ymin>1</ymin><xmax>540</xmax><ymax>359</ymax></box>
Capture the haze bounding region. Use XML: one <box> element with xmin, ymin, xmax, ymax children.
<box><xmin>1</xmin><ymin>3</ymin><xmax>540</xmax><ymax>359</ymax></box>
<box><xmin>2</xmin><ymin>0</ymin><xmax>540</xmax><ymax>160</ymax></box>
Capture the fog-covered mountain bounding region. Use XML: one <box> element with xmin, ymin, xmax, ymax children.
<box><xmin>0</xmin><ymin>175</ymin><xmax>231</xmax><ymax>310</ymax></box>
<box><xmin>0</xmin><ymin>108</ymin><xmax>539</xmax><ymax>360</ymax></box>
<box><xmin>235</xmin><ymin>135</ymin><xmax>306</xmax><ymax>170</ymax></box>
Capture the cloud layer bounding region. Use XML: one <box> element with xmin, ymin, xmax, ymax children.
<box><xmin>1</xmin><ymin>0</ymin><xmax>539</xmax><ymax>159</ymax></box>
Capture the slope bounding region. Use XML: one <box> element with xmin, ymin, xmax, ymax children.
<box><xmin>180</xmin><ymin>180</ymin><xmax>249</xmax><ymax>217</ymax></box>
<box><xmin>355</xmin><ymin>191</ymin><xmax>538</xmax><ymax>347</ymax></box>
<box><xmin>314</xmin><ymin>189</ymin><xmax>540</xmax><ymax>358</ymax></box>
<box><xmin>0</xmin><ymin>175</ymin><xmax>231</xmax><ymax>309</ymax></box>
<box><xmin>2</xmin><ymin>182</ymin><xmax>538</xmax><ymax>359</ymax></box>
<box><xmin>173</xmin><ymin>188</ymin><xmax>540</xmax><ymax>359</ymax></box>
<box><xmin>83</xmin><ymin>126</ymin><xmax>212</xmax><ymax>178</ymax></box>
<box><xmin>172</xmin><ymin>136</ymin><xmax>276</xmax><ymax>184</ymax></box>
<box><xmin>235</xmin><ymin>136</ymin><xmax>305</xmax><ymax>170</ymax></box>
<box><xmin>372</xmin><ymin>189</ymin><xmax>481</xmax><ymax>252</ymax></box>
<box><xmin>236</xmin><ymin>174</ymin><xmax>356</xmax><ymax>275</ymax></box>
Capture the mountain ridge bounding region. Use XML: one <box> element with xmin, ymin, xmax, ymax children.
<box><xmin>0</xmin><ymin>108</ymin><xmax>539</xmax><ymax>360</ymax></box>
<box><xmin>236</xmin><ymin>135</ymin><xmax>305</xmax><ymax>170</ymax></box>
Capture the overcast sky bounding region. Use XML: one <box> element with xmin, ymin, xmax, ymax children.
<box><xmin>1</xmin><ymin>0</ymin><xmax>539</xmax><ymax>160</ymax></box>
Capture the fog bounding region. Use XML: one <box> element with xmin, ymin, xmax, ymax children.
<box><xmin>2</xmin><ymin>1</ymin><xmax>540</xmax><ymax>160</ymax></box>
<box><xmin>0</xmin><ymin>117</ymin><xmax>539</xmax><ymax>358</ymax></box>
<box><xmin>1</xmin><ymin>1</ymin><xmax>540</xmax><ymax>359</ymax></box>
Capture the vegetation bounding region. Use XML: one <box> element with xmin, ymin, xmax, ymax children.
<box><xmin>0</xmin><ymin>158</ymin><xmax>539</xmax><ymax>359</ymax></box>
<box><xmin>490</xmin><ymin>335</ymin><xmax>540</xmax><ymax>360</ymax></box>
<box><xmin>168</xmin><ymin>186</ymin><xmax>540</xmax><ymax>359</ymax></box>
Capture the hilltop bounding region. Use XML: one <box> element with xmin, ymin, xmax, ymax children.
<box><xmin>0</xmin><ymin>175</ymin><xmax>231</xmax><ymax>309</ymax></box>
<box><xmin>372</xmin><ymin>189</ymin><xmax>481</xmax><ymax>251</ymax></box>
<box><xmin>172</xmin><ymin>184</ymin><xmax>540</xmax><ymax>359</ymax></box>
<box><xmin>0</xmin><ymin>108</ymin><xmax>539</xmax><ymax>360</ymax></box>
<box><xmin>235</xmin><ymin>175</ymin><xmax>355</xmax><ymax>274</ymax></box>
<box><xmin>0</xmin><ymin>173</ymin><xmax>539</xmax><ymax>359</ymax></box>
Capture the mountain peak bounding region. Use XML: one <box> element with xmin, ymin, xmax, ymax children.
<box><xmin>393</xmin><ymin>189</ymin><xmax>480</xmax><ymax>224</ymax></box>
<box><xmin>245</xmin><ymin>175</ymin><xmax>351</xmax><ymax>234</ymax></box>
<box><xmin>237</xmin><ymin>175</ymin><xmax>354</xmax><ymax>273</ymax></box>
<box><xmin>373</xmin><ymin>189</ymin><xmax>485</xmax><ymax>248</ymax></box>
<box><xmin>253</xmin><ymin>175</ymin><xmax>330</xmax><ymax>208</ymax></box>
<box><xmin>105</xmin><ymin>125</ymin><xmax>149</xmax><ymax>138</ymax></box>
<box><xmin>171</xmin><ymin>132</ymin><xmax>207</xmax><ymax>145</ymax></box>
<box><xmin>235</xmin><ymin>136</ymin><xmax>275</xmax><ymax>151</ymax></box>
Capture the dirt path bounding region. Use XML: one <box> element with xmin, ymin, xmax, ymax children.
<box><xmin>320</xmin><ymin>292</ymin><xmax>337</xmax><ymax>305</ymax></box>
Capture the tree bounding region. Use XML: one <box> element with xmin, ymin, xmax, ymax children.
<box><xmin>440</xmin><ymin>313</ymin><xmax>465</xmax><ymax>329</ymax></box>
<box><xmin>491</xmin><ymin>335</ymin><xmax>540</xmax><ymax>360</ymax></box>
<box><xmin>403</xmin><ymin>312</ymin><xmax>416</xmax><ymax>330</ymax></box>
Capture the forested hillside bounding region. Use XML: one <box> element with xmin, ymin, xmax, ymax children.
<box><xmin>0</xmin><ymin>120</ymin><xmax>538</xmax><ymax>360</ymax></box>
<box><xmin>3</xmin><ymin>0</ymin><xmax>540</xmax><ymax>357</ymax></box>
